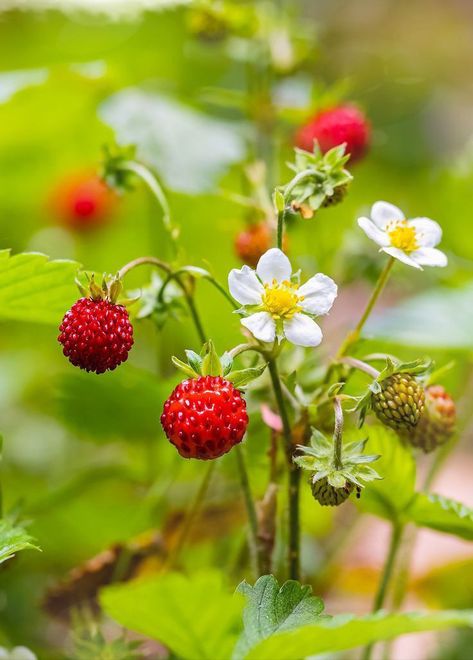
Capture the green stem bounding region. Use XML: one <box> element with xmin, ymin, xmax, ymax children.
<box><xmin>165</xmin><ymin>461</ymin><xmax>216</xmax><ymax>570</ymax></box>
<box><xmin>267</xmin><ymin>357</ymin><xmax>300</xmax><ymax>580</ymax></box>
<box><xmin>118</xmin><ymin>256</ymin><xmax>171</xmax><ymax>280</ymax></box>
<box><xmin>184</xmin><ymin>293</ymin><xmax>206</xmax><ymax>344</ymax></box>
<box><xmin>362</xmin><ymin>522</ymin><xmax>403</xmax><ymax>660</ymax></box>
<box><xmin>337</xmin><ymin>257</ymin><xmax>395</xmax><ymax>359</ymax></box>
<box><xmin>277</xmin><ymin>208</ymin><xmax>285</xmax><ymax>250</ymax></box>
<box><xmin>332</xmin><ymin>397</ymin><xmax>344</xmax><ymax>470</ymax></box>
<box><xmin>121</xmin><ymin>160</ymin><xmax>178</xmax><ymax>251</ymax></box>
<box><xmin>235</xmin><ymin>444</ymin><xmax>263</xmax><ymax>577</ymax></box>
<box><xmin>158</xmin><ymin>269</ymin><xmax>237</xmax><ymax>311</ymax></box>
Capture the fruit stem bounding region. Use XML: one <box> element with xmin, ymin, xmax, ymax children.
<box><xmin>158</xmin><ymin>269</ymin><xmax>238</xmax><ymax>311</ymax></box>
<box><xmin>267</xmin><ymin>357</ymin><xmax>300</xmax><ymax>581</ymax></box>
<box><xmin>336</xmin><ymin>256</ymin><xmax>395</xmax><ymax>359</ymax></box>
<box><xmin>229</xmin><ymin>343</ymin><xmax>268</xmax><ymax>359</ymax></box>
<box><xmin>120</xmin><ymin>160</ymin><xmax>179</xmax><ymax>252</ymax></box>
<box><xmin>338</xmin><ymin>357</ymin><xmax>380</xmax><ymax>380</ymax></box>
<box><xmin>332</xmin><ymin>397</ymin><xmax>344</xmax><ymax>471</ymax></box>
<box><xmin>234</xmin><ymin>444</ymin><xmax>263</xmax><ymax>577</ymax></box>
<box><xmin>185</xmin><ymin>293</ymin><xmax>206</xmax><ymax>344</ymax></box>
<box><xmin>118</xmin><ymin>256</ymin><xmax>172</xmax><ymax>280</ymax></box>
<box><xmin>164</xmin><ymin>461</ymin><xmax>216</xmax><ymax>571</ymax></box>
<box><xmin>361</xmin><ymin>521</ymin><xmax>404</xmax><ymax>660</ymax></box>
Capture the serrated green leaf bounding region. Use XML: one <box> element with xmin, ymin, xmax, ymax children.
<box><xmin>100</xmin><ymin>570</ymin><xmax>243</xmax><ymax>660</ymax></box>
<box><xmin>245</xmin><ymin>610</ymin><xmax>473</xmax><ymax>659</ymax></box>
<box><xmin>0</xmin><ymin>519</ymin><xmax>39</xmax><ymax>565</ymax></box>
<box><xmin>357</xmin><ymin>425</ymin><xmax>416</xmax><ymax>520</ymax></box>
<box><xmin>0</xmin><ymin>250</ymin><xmax>80</xmax><ymax>325</ymax></box>
<box><xmin>226</xmin><ymin>364</ymin><xmax>266</xmax><ymax>388</ymax></box>
<box><xmin>406</xmin><ymin>493</ymin><xmax>473</xmax><ymax>540</ymax></box>
<box><xmin>232</xmin><ymin>575</ymin><xmax>324</xmax><ymax>660</ymax></box>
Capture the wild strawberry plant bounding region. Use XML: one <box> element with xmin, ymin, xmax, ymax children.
<box><xmin>0</xmin><ymin>3</ymin><xmax>472</xmax><ymax>659</ymax></box>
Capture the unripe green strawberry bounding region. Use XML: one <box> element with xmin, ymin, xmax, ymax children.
<box><xmin>372</xmin><ymin>373</ymin><xmax>425</xmax><ymax>432</ymax></box>
<box><xmin>321</xmin><ymin>183</ymin><xmax>348</xmax><ymax>208</ymax></box>
<box><xmin>409</xmin><ymin>385</ymin><xmax>456</xmax><ymax>453</ymax></box>
<box><xmin>310</xmin><ymin>476</ymin><xmax>356</xmax><ymax>507</ymax></box>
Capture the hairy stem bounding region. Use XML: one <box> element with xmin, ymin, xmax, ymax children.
<box><xmin>332</xmin><ymin>397</ymin><xmax>344</xmax><ymax>470</ymax></box>
<box><xmin>267</xmin><ymin>357</ymin><xmax>300</xmax><ymax>580</ymax></box>
<box><xmin>337</xmin><ymin>257</ymin><xmax>395</xmax><ymax>359</ymax></box>
<box><xmin>235</xmin><ymin>444</ymin><xmax>263</xmax><ymax>577</ymax></box>
<box><xmin>338</xmin><ymin>357</ymin><xmax>381</xmax><ymax>380</ymax></box>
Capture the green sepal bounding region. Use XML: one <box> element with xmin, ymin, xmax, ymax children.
<box><xmin>185</xmin><ymin>349</ymin><xmax>203</xmax><ymax>374</ymax></box>
<box><xmin>226</xmin><ymin>363</ymin><xmax>267</xmax><ymax>388</ymax></box>
<box><xmin>171</xmin><ymin>356</ymin><xmax>200</xmax><ymax>379</ymax></box>
<box><xmin>201</xmin><ymin>340</ymin><xmax>223</xmax><ymax>376</ymax></box>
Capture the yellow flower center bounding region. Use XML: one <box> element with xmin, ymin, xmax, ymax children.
<box><xmin>388</xmin><ymin>220</ymin><xmax>418</xmax><ymax>253</ymax></box>
<box><xmin>262</xmin><ymin>280</ymin><xmax>304</xmax><ymax>320</ymax></box>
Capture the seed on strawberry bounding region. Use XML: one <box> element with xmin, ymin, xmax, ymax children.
<box><xmin>296</xmin><ymin>105</ymin><xmax>370</xmax><ymax>163</ymax></box>
<box><xmin>58</xmin><ymin>298</ymin><xmax>134</xmax><ymax>374</ymax></box>
<box><xmin>409</xmin><ymin>385</ymin><xmax>456</xmax><ymax>453</ymax></box>
<box><xmin>50</xmin><ymin>171</ymin><xmax>117</xmax><ymax>231</ymax></box>
<box><xmin>310</xmin><ymin>476</ymin><xmax>354</xmax><ymax>506</ymax></box>
<box><xmin>372</xmin><ymin>373</ymin><xmax>425</xmax><ymax>432</ymax></box>
<box><xmin>235</xmin><ymin>222</ymin><xmax>287</xmax><ymax>268</ymax></box>
<box><xmin>160</xmin><ymin>376</ymin><xmax>249</xmax><ymax>460</ymax></box>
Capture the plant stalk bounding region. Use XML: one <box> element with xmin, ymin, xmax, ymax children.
<box><xmin>235</xmin><ymin>444</ymin><xmax>263</xmax><ymax>577</ymax></box>
<box><xmin>267</xmin><ymin>357</ymin><xmax>300</xmax><ymax>580</ymax></box>
<box><xmin>337</xmin><ymin>257</ymin><xmax>395</xmax><ymax>359</ymax></box>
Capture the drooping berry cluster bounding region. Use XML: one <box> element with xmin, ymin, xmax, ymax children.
<box><xmin>58</xmin><ymin>298</ymin><xmax>134</xmax><ymax>374</ymax></box>
<box><xmin>296</xmin><ymin>105</ymin><xmax>370</xmax><ymax>163</ymax></box>
<box><xmin>161</xmin><ymin>375</ymin><xmax>249</xmax><ymax>459</ymax></box>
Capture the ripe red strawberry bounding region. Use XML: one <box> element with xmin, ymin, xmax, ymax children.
<box><xmin>58</xmin><ymin>298</ymin><xmax>133</xmax><ymax>374</ymax></box>
<box><xmin>296</xmin><ymin>105</ymin><xmax>370</xmax><ymax>163</ymax></box>
<box><xmin>235</xmin><ymin>222</ymin><xmax>288</xmax><ymax>268</ymax></box>
<box><xmin>409</xmin><ymin>385</ymin><xmax>456</xmax><ymax>453</ymax></box>
<box><xmin>50</xmin><ymin>171</ymin><xmax>117</xmax><ymax>231</ymax></box>
<box><xmin>161</xmin><ymin>375</ymin><xmax>249</xmax><ymax>459</ymax></box>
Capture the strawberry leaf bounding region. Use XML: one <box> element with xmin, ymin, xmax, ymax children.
<box><xmin>0</xmin><ymin>518</ymin><xmax>39</xmax><ymax>565</ymax></box>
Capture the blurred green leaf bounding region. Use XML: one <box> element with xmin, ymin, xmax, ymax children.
<box><xmin>406</xmin><ymin>493</ymin><xmax>473</xmax><ymax>540</ymax></box>
<box><xmin>0</xmin><ymin>519</ymin><xmax>39</xmax><ymax>565</ymax></box>
<box><xmin>367</xmin><ymin>284</ymin><xmax>473</xmax><ymax>349</ymax></box>
<box><xmin>0</xmin><ymin>250</ymin><xmax>79</xmax><ymax>325</ymax></box>
<box><xmin>56</xmin><ymin>365</ymin><xmax>172</xmax><ymax>442</ymax></box>
<box><xmin>100</xmin><ymin>89</ymin><xmax>245</xmax><ymax>193</ymax></box>
<box><xmin>233</xmin><ymin>575</ymin><xmax>324</xmax><ymax>660</ymax></box>
<box><xmin>246</xmin><ymin>610</ymin><xmax>473</xmax><ymax>659</ymax></box>
<box><xmin>100</xmin><ymin>570</ymin><xmax>243</xmax><ymax>660</ymax></box>
<box><xmin>357</xmin><ymin>425</ymin><xmax>416</xmax><ymax>520</ymax></box>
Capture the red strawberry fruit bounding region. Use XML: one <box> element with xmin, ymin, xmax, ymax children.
<box><xmin>161</xmin><ymin>375</ymin><xmax>248</xmax><ymax>460</ymax></box>
<box><xmin>296</xmin><ymin>105</ymin><xmax>370</xmax><ymax>163</ymax></box>
<box><xmin>50</xmin><ymin>171</ymin><xmax>117</xmax><ymax>231</ymax></box>
<box><xmin>235</xmin><ymin>222</ymin><xmax>288</xmax><ymax>268</ymax></box>
<box><xmin>58</xmin><ymin>277</ymin><xmax>133</xmax><ymax>374</ymax></box>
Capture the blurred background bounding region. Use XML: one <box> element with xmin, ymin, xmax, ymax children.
<box><xmin>0</xmin><ymin>1</ymin><xmax>472</xmax><ymax>658</ymax></box>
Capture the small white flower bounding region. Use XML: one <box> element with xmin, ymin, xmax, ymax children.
<box><xmin>228</xmin><ymin>248</ymin><xmax>337</xmax><ymax>347</ymax></box>
<box><xmin>358</xmin><ymin>201</ymin><xmax>448</xmax><ymax>270</ymax></box>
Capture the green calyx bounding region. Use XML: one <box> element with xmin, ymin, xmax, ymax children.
<box><xmin>294</xmin><ymin>428</ymin><xmax>381</xmax><ymax>499</ymax></box>
<box><xmin>75</xmin><ymin>272</ymin><xmax>136</xmax><ymax>306</ymax></box>
<box><xmin>279</xmin><ymin>143</ymin><xmax>353</xmax><ymax>218</ymax></box>
<box><xmin>355</xmin><ymin>357</ymin><xmax>431</xmax><ymax>429</ymax></box>
<box><xmin>171</xmin><ymin>340</ymin><xmax>267</xmax><ymax>387</ymax></box>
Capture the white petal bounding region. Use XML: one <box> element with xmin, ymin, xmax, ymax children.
<box><xmin>298</xmin><ymin>273</ymin><xmax>338</xmax><ymax>316</ymax></box>
<box><xmin>409</xmin><ymin>217</ymin><xmax>442</xmax><ymax>248</ymax></box>
<box><xmin>358</xmin><ymin>217</ymin><xmax>390</xmax><ymax>247</ymax></box>
<box><xmin>410</xmin><ymin>247</ymin><xmax>448</xmax><ymax>268</ymax></box>
<box><xmin>283</xmin><ymin>313</ymin><xmax>323</xmax><ymax>347</ymax></box>
<box><xmin>381</xmin><ymin>246</ymin><xmax>422</xmax><ymax>270</ymax></box>
<box><xmin>256</xmin><ymin>248</ymin><xmax>292</xmax><ymax>284</ymax></box>
<box><xmin>241</xmin><ymin>312</ymin><xmax>276</xmax><ymax>343</ymax></box>
<box><xmin>228</xmin><ymin>265</ymin><xmax>264</xmax><ymax>305</ymax></box>
<box><xmin>371</xmin><ymin>201</ymin><xmax>404</xmax><ymax>229</ymax></box>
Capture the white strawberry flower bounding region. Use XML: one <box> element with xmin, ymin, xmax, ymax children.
<box><xmin>228</xmin><ymin>248</ymin><xmax>337</xmax><ymax>347</ymax></box>
<box><xmin>358</xmin><ymin>201</ymin><xmax>447</xmax><ymax>270</ymax></box>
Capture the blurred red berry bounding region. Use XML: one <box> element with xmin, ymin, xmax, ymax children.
<box><xmin>58</xmin><ymin>298</ymin><xmax>133</xmax><ymax>374</ymax></box>
<box><xmin>50</xmin><ymin>171</ymin><xmax>117</xmax><ymax>231</ymax></box>
<box><xmin>235</xmin><ymin>222</ymin><xmax>288</xmax><ymax>268</ymax></box>
<box><xmin>161</xmin><ymin>376</ymin><xmax>249</xmax><ymax>460</ymax></box>
<box><xmin>296</xmin><ymin>105</ymin><xmax>370</xmax><ymax>163</ymax></box>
